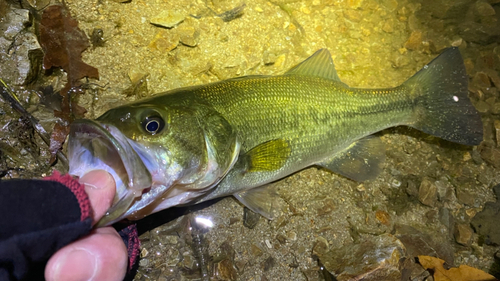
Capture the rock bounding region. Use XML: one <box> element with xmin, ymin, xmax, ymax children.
<box><xmin>454</xmin><ymin>223</ymin><xmax>473</xmax><ymax>246</ymax></box>
<box><xmin>435</xmin><ymin>179</ymin><xmax>455</xmax><ymax>202</ymax></box>
<box><xmin>148</xmin><ymin>30</ymin><xmax>179</xmax><ymax>52</ymax></box>
<box><xmin>214</xmin><ymin>259</ymin><xmax>238</xmax><ymax>280</ymax></box>
<box><xmin>262</xmin><ymin>256</ymin><xmax>275</xmax><ymax>271</ymax></box>
<box><xmin>420</xmin><ymin>0</ymin><xmax>470</xmax><ymax>19</ymax></box>
<box><xmin>395</xmin><ymin>224</ymin><xmax>455</xmax><ymax>265</ymax></box>
<box><xmin>475</xmin><ymin>1</ymin><xmax>496</xmax><ymax>17</ymax></box>
<box><xmin>375</xmin><ymin>210</ymin><xmax>391</xmax><ymax>226</ymax></box>
<box><xmin>459</xmin><ymin>21</ymin><xmax>500</xmax><ymax>45</ymax></box>
<box><xmin>0</xmin><ymin>8</ymin><xmax>42</xmax><ymax>86</ymax></box>
<box><xmin>243</xmin><ymin>207</ymin><xmax>260</xmax><ymax>229</ymax></box>
<box><xmin>485</xmin><ymin>69</ymin><xmax>500</xmax><ymax>89</ymax></box>
<box><xmin>276</xmin><ymin>233</ymin><xmax>287</xmax><ymax>244</ymax></box>
<box><xmin>471</xmin><ymin>184</ymin><xmax>500</xmax><ymax>245</ymax></box>
<box><xmin>150</xmin><ymin>10</ymin><xmax>185</xmax><ymax>28</ymax></box>
<box><xmin>480</xmin><ymin>144</ymin><xmax>500</xmax><ymax>168</ymax></box>
<box><xmin>178</xmin><ymin>25</ymin><xmax>198</xmax><ymax>47</ymax></box>
<box><xmin>439</xmin><ymin>207</ymin><xmax>455</xmax><ymax>237</ymax></box>
<box><xmin>263</xmin><ymin>51</ymin><xmax>278</xmax><ymax>65</ymax></box>
<box><xmin>404</xmin><ymin>31</ymin><xmax>422</xmax><ymax>50</ymax></box>
<box><xmin>382</xmin><ymin>19</ymin><xmax>394</xmax><ymax>33</ymax></box>
<box><xmin>495</xmin><ymin>120</ymin><xmax>500</xmax><ymax>147</ymax></box>
<box><xmin>314</xmin><ymin>234</ymin><xmax>404</xmax><ymax>280</ymax></box>
<box><xmin>1</xmin><ymin>8</ymin><xmax>31</xmax><ymax>40</ymax></box>
<box><xmin>472</xmin><ymin>72</ymin><xmax>492</xmax><ymax>89</ymax></box>
<box><xmin>343</xmin><ymin>10</ymin><xmax>362</xmax><ymax>22</ymax></box>
<box><xmin>475</xmin><ymin>100</ymin><xmax>490</xmax><ymax>113</ymax></box>
<box><xmin>418</xmin><ymin>178</ymin><xmax>438</xmax><ymax>207</ymax></box>
<box><xmin>456</xmin><ymin>187</ymin><xmax>475</xmax><ymax>206</ymax></box>
<box><xmin>250</xmin><ymin>244</ymin><xmax>264</xmax><ymax>257</ymax></box>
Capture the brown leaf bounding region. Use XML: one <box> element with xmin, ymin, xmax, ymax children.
<box><xmin>49</xmin><ymin>123</ymin><xmax>70</xmax><ymax>163</ymax></box>
<box><xmin>39</xmin><ymin>4</ymin><xmax>98</xmax><ymax>161</ymax></box>
<box><xmin>40</xmin><ymin>4</ymin><xmax>99</xmax><ymax>84</ymax></box>
<box><xmin>418</xmin><ymin>255</ymin><xmax>498</xmax><ymax>281</ymax></box>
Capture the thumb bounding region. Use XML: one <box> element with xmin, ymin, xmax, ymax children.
<box><xmin>79</xmin><ymin>170</ymin><xmax>116</xmax><ymax>225</ymax></box>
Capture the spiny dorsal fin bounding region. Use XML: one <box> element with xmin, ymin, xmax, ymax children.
<box><xmin>285</xmin><ymin>49</ymin><xmax>342</xmax><ymax>82</ymax></box>
<box><xmin>318</xmin><ymin>136</ymin><xmax>385</xmax><ymax>182</ymax></box>
<box><xmin>245</xmin><ymin>139</ymin><xmax>291</xmax><ymax>172</ymax></box>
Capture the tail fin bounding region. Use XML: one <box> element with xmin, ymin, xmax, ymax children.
<box><xmin>404</xmin><ymin>47</ymin><xmax>483</xmax><ymax>146</ymax></box>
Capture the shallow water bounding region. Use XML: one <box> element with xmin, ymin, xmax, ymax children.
<box><xmin>2</xmin><ymin>0</ymin><xmax>500</xmax><ymax>280</ymax></box>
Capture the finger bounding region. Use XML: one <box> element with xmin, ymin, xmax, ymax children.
<box><xmin>45</xmin><ymin>227</ymin><xmax>128</xmax><ymax>281</ymax></box>
<box><xmin>79</xmin><ymin>170</ymin><xmax>116</xmax><ymax>224</ymax></box>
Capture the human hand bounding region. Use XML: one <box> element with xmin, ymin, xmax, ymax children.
<box><xmin>44</xmin><ymin>170</ymin><xmax>128</xmax><ymax>281</ymax></box>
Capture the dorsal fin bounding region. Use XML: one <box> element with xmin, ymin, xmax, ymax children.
<box><xmin>284</xmin><ymin>49</ymin><xmax>342</xmax><ymax>82</ymax></box>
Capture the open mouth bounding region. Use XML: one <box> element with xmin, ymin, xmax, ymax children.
<box><xmin>67</xmin><ymin>119</ymin><xmax>152</xmax><ymax>226</ymax></box>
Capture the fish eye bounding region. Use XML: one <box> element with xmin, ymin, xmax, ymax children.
<box><xmin>142</xmin><ymin>116</ymin><xmax>165</xmax><ymax>135</ymax></box>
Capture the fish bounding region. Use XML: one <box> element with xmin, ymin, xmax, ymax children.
<box><xmin>67</xmin><ymin>47</ymin><xmax>483</xmax><ymax>226</ymax></box>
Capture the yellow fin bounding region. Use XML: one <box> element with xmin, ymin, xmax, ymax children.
<box><xmin>319</xmin><ymin>136</ymin><xmax>385</xmax><ymax>182</ymax></box>
<box><xmin>245</xmin><ymin>139</ymin><xmax>291</xmax><ymax>172</ymax></box>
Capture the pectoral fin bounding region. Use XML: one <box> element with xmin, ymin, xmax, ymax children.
<box><xmin>234</xmin><ymin>184</ymin><xmax>280</xmax><ymax>219</ymax></box>
<box><xmin>319</xmin><ymin>136</ymin><xmax>385</xmax><ymax>182</ymax></box>
<box><xmin>244</xmin><ymin>139</ymin><xmax>291</xmax><ymax>172</ymax></box>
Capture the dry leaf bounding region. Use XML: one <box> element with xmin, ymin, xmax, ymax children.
<box><xmin>39</xmin><ymin>4</ymin><xmax>98</xmax><ymax>162</ymax></box>
<box><xmin>418</xmin><ymin>255</ymin><xmax>497</xmax><ymax>281</ymax></box>
<box><xmin>40</xmin><ymin>4</ymin><xmax>99</xmax><ymax>85</ymax></box>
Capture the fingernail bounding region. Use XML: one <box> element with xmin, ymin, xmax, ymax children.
<box><xmin>79</xmin><ymin>170</ymin><xmax>113</xmax><ymax>190</ymax></box>
<box><xmin>52</xmin><ymin>249</ymin><xmax>97</xmax><ymax>281</ymax></box>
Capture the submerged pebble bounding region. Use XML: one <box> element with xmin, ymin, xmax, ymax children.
<box><xmin>150</xmin><ymin>10</ymin><xmax>185</xmax><ymax>28</ymax></box>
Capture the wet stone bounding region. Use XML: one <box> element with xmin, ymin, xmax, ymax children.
<box><xmin>471</xmin><ymin>184</ymin><xmax>500</xmax><ymax>245</ymax></box>
<box><xmin>456</xmin><ymin>187</ymin><xmax>475</xmax><ymax>206</ymax></box>
<box><xmin>395</xmin><ymin>224</ymin><xmax>455</xmax><ymax>265</ymax></box>
<box><xmin>475</xmin><ymin>1</ymin><xmax>496</xmax><ymax>17</ymax></box>
<box><xmin>473</xmin><ymin>72</ymin><xmax>492</xmax><ymax>90</ymax></box>
<box><xmin>263</xmin><ymin>51</ymin><xmax>278</xmax><ymax>65</ymax></box>
<box><xmin>439</xmin><ymin>207</ymin><xmax>455</xmax><ymax>231</ymax></box>
<box><xmin>262</xmin><ymin>256</ymin><xmax>275</xmax><ymax>272</ymax></box>
<box><xmin>243</xmin><ymin>207</ymin><xmax>260</xmax><ymax>229</ymax></box>
<box><xmin>315</xmin><ymin>234</ymin><xmax>404</xmax><ymax>280</ymax></box>
<box><xmin>475</xmin><ymin>100</ymin><xmax>490</xmax><ymax>113</ymax></box>
<box><xmin>178</xmin><ymin>25</ymin><xmax>198</xmax><ymax>47</ymax></box>
<box><xmin>286</xmin><ymin>231</ymin><xmax>297</xmax><ymax>241</ymax></box>
<box><xmin>276</xmin><ymin>233</ymin><xmax>287</xmax><ymax>244</ymax></box>
<box><xmin>495</xmin><ymin>120</ymin><xmax>500</xmax><ymax>147</ymax></box>
<box><xmin>480</xmin><ymin>144</ymin><xmax>500</xmax><ymax>168</ymax></box>
<box><xmin>214</xmin><ymin>259</ymin><xmax>238</xmax><ymax>281</ymax></box>
<box><xmin>250</xmin><ymin>244</ymin><xmax>264</xmax><ymax>257</ymax></box>
<box><xmin>405</xmin><ymin>31</ymin><xmax>422</xmax><ymax>50</ymax></box>
<box><xmin>149</xmin><ymin>31</ymin><xmax>179</xmax><ymax>52</ymax></box>
<box><xmin>454</xmin><ymin>223</ymin><xmax>473</xmax><ymax>246</ymax></box>
<box><xmin>343</xmin><ymin>9</ymin><xmax>362</xmax><ymax>22</ymax></box>
<box><xmin>418</xmin><ymin>178</ymin><xmax>438</xmax><ymax>207</ymax></box>
<box><xmin>0</xmin><ymin>8</ymin><xmax>42</xmax><ymax>85</ymax></box>
<box><xmin>150</xmin><ymin>10</ymin><xmax>185</xmax><ymax>28</ymax></box>
<box><xmin>1</xmin><ymin>8</ymin><xmax>31</xmax><ymax>40</ymax></box>
<box><xmin>435</xmin><ymin>179</ymin><xmax>455</xmax><ymax>202</ymax></box>
<box><xmin>485</xmin><ymin>69</ymin><xmax>500</xmax><ymax>89</ymax></box>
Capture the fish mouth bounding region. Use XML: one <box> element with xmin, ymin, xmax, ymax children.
<box><xmin>67</xmin><ymin>119</ymin><xmax>152</xmax><ymax>226</ymax></box>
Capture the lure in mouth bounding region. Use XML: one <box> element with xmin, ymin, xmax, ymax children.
<box><xmin>67</xmin><ymin>119</ymin><xmax>152</xmax><ymax>226</ymax></box>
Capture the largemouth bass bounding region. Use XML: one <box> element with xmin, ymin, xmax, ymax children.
<box><xmin>68</xmin><ymin>48</ymin><xmax>483</xmax><ymax>226</ymax></box>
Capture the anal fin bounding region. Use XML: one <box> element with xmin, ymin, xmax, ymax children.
<box><xmin>234</xmin><ymin>184</ymin><xmax>280</xmax><ymax>220</ymax></box>
<box><xmin>319</xmin><ymin>136</ymin><xmax>385</xmax><ymax>182</ymax></box>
